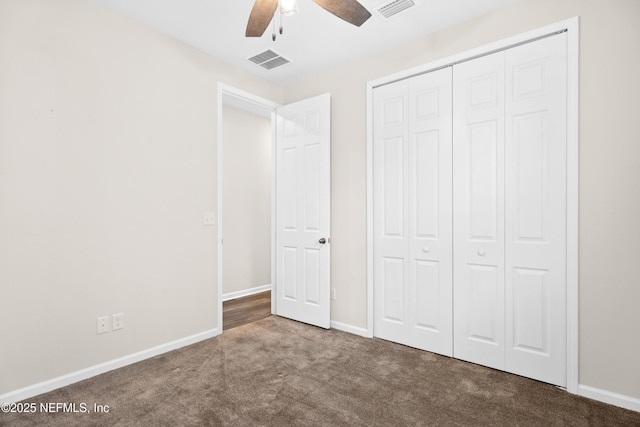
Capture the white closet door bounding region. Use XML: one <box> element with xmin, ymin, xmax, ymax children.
<box><xmin>453</xmin><ymin>52</ymin><xmax>506</xmax><ymax>370</ymax></box>
<box><xmin>504</xmin><ymin>33</ymin><xmax>567</xmax><ymax>386</ymax></box>
<box><xmin>373</xmin><ymin>68</ymin><xmax>453</xmax><ymax>356</ymax></box>
<box><xmin>372</xmin><ymin>33</ymin><xmax>569</xmax><ymax>387</ymax></box>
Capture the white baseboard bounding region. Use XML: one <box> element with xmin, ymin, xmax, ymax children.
<box><xmin>222</xmin><ymin>284</ymin><xmax>272</xmax><ymax>301</ymax></box>
<box><xmin>330</xmin><ymin>320</ymin><xmax>369</xmax><ymax>338</ymax></box>
<box><xmin>0</xmin><ymin>328</ymin><xmax>219</xmax><ymax>404</ymax></box>
<box><xmin>579</xmin><ymin>384</ymin><xmax>640</xmax><ymax>413</ymax></box>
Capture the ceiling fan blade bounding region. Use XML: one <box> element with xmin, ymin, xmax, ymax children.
<box><xmin>246</xmin><ymin>0</ymin><xmax>279</xmax><ymax>37</ymax></box>
<box><xmin>311</xmin><ymin>0</ymin><xmax>372</xmax><ymax>27</ymax></box>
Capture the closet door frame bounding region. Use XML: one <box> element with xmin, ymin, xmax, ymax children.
<box><xmin>366</xmin><ymin>17</ymin><xmax>580</xmax><ymax>394</ymax></box>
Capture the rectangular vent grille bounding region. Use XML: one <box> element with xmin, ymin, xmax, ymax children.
<box><xmin>377</xmin><ymin>0</ymin><xmax>416</xmax><ymax>19</ymax></box>
<box><xmin>247</xmin><ymin>49</ymin><xmax>290</xmax><ymax>70</ymax></box>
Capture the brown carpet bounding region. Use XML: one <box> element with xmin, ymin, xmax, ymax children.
<box><xmin>2</xmin><ymin>316</ymin><xmax>639</xmax><ymax>426</ymax></box>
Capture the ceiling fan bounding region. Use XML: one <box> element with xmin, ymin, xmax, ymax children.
<box><xmin>246</xmin><ymin>0</ymin><xmax>372</xmax><ymax>40</ymax></box>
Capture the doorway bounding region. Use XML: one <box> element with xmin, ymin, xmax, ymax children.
<box><xmin>217</xmin><ymin>84</ymin><xmax>279</xmax><ymax>331</ymax></box>
<box><xmin>217</xmin><ymin>85</ymin><xmax>333</xmax><ymax>331</ymax></box>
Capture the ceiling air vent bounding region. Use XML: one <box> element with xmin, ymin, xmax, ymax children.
<box><xmin>248</xmin><ymin>49</ymin><xmax>291</xmax><ymax>70</ymax></box>
<box><xmin>376</xmin><ymin>0</ymin><xmax>417</xmax><ymax>20</ymax></box>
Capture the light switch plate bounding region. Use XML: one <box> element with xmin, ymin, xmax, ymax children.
<box><xmin>203</xmin><ymin>211</ymin><xmax>216</xmax><ymax>226</ymax></box>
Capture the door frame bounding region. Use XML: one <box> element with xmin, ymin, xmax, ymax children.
<box><xmin>216</xmin><ymin>83</ymin><xmax>281</xmax><ymax>330</ymax></box>
<box><xmin>365</xmin><ymin>17</ymin><xmax>580</xmax><ymax>393</ymax></box>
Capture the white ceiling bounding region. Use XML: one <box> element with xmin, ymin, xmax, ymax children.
<box><xmin>88</xmin><ymin>0</ymin><xmax>518</xmax><ymax>86</ymax></box>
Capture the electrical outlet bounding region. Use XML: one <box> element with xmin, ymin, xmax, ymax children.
<box><xmin>112</xmin><ymin>313</ymin><xmax>124</xmax><ymax>331</ymax></box>
<box><xmin>331</xmin><ymin>288</ymin><xmax>336</xmax><ymax>301</ymax></box>
<box><xmin>97</xmin><ymin>316</ymin><xmax>110</xmax><ymax>335</ymax></box>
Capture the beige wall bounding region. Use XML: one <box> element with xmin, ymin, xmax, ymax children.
<box><xmin>222</xmin><ymin>106</ymin><xmax>272</xmax><ymax>296</ymax></box>
<box><xmin>284</xmin><ymin>0</ymin><xmax>640</xmax><ymax>399</ymax></box>
<box><xmin>0</xmin><ymin>0</ymin><xmax>282</xmax><ymax>394</ymax></box>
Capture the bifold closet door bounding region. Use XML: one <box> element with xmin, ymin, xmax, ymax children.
<box><xmin>372</xmin><ymin>32</ymin><xmax>568</xmax><ymax>387</ymax></box>
<box><xmin>453</xmin><ymin>33</ymin><xmax>568</xmax><ymax>386</ymax></box>
<box><xmin>373</xmin><ymin>68</ymin><xmax>453</xmax><ymax>356</ymax></box>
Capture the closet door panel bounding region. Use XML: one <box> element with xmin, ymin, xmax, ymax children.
<box><xmin>408</xmin><ymin>68</ymin><xmax>453</xmax><ymax>355</ymax></box>
<box><xmin>453</xmin><ymin>52</ymin><xmax>506</xmax><ymax>370</ymax></box>
<box><xmin>374</xmin><ymin>68</ymin><xmax>453</xmax><ymax>356</ymax></box>
<box><xmin>505</xmin><ymin>33</ymin><xmax>567</xmax><ymax>386</ymax></box>
<box><xmin>374</xmin><ymin>79</ymin><xmax>409</xmax><ymax>333</ymax></box>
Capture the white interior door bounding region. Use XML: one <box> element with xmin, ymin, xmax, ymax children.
<box><xmin>504</xmin><ymin>33</ymin><xmax>567</xmax><ymax>386</ymax></box>
<box><xmin>275</xmin><ymin>94</ymin><xmax>331</xmax><ymax>329</ymax></box>
<box><xmin>453</xmin><ymin>51</ymin><xmax>506</xmax><ymax>370</ymax></box>
<box><xmin>373</xmin><ymin>68</ymin><xmax>453</xmax><ymax>356</ymax></box>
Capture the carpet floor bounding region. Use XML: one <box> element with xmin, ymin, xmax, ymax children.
<box><xmin>2</xmin><ymin>316</ymin><xmax>639</xmax><ymax>426</ymax></box>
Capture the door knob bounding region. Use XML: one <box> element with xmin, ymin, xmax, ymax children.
<box><xmin>319</xmin><ymin>238</ymin><xmax>327</xmax><ymax>244</ymax></box>
<box><xmin>477</xmin><ymin>250</ymin><xmax>486</xmax><ymax>257</ymax></box>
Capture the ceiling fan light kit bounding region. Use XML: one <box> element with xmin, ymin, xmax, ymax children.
<box><xmin>246</xmin><ymin>0</ymin><xmax>372</xmax><ymax>40</ymax></box>
<box><xmin>279</xmin><ymin>0</ymin><xmax>299</xmax><ymax>16</ymax></box>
